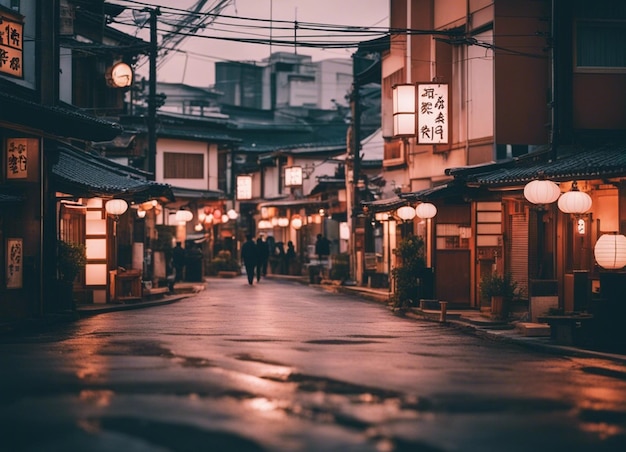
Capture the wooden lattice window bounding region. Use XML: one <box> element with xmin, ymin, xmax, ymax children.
<box><xmin>163</xmin><ymin>152</ymin><xmax>204</xmax><ymax>179</ymax></box>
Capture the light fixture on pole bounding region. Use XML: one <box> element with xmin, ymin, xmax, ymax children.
<box><xmin>557</xmin><ymin>181</ymin><xmax>592</xmax><ymax>214</ymax></box>
<box><xmin>105</xmin><ymin>198</ymin><xmax>129</xmax><ymax>219</ymax></box>
<box><xmin>396</xmin><ymin>205</ymin><xmax>416</xmax><ymax>221</ymax></box>
<box><xmin>594</xmin><ymin>233</ymin><xmax>626</xmax><ymax>270</ymax></box>
<box><xmin>416</xmin><ymin>202</ymin><xmax>437</xmax><ymax>219</ymax></box>
<box><xmin>523</xmin><ymin>179</ymin><xmax>561</xmax><ymax>205</ymax></box>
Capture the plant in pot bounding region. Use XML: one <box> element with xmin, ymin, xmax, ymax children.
<box><xmin>57</xmin><ymin>240</ymin><xmax>87</xmax><ymax>310</ymax></box>
<box><xmin>479</xmin><ymin>271</ymin><xmax>517</xmax><ymax>320</ymax></box>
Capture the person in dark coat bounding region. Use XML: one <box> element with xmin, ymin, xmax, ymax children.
<box><xmin>315</xmin><ymin>234</ymin><xmax>330</xmax><ymax>262</ymax></box>
<box><xmin>256</xmin><ymin>237</ymin><xmax>269</xmax><ymax>282</ymax></box>
<box><xmin>241</xmin><ymin>234</ymin><xmax>258</xmax><ymax>285</ymax></box>
<box><xmin>172</xmin><ymin>241</ymin><xmax>185</xmax><ymax>282</ymax></box>
<box><xmin>286</xmin><ymin>241</ymin><xmax>296</xmax><ymax>275</ymax></box>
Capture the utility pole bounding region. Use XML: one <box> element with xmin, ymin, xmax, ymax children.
<box><xmin>147</xmin><ymin>7</ymin><xmax>160</xmax><ymax>180</ymax></box>
<box><xmin>349</xmin><ymin>80</ymin><xmax>361</xmax><ymax>283</ymax></box>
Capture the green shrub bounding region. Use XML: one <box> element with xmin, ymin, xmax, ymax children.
<box><xmin>390</xmin><ymin>235</ymin><xmax>425</xmax><ymax>309</ymax></box>
<box><xmin>57</xmin><ymin>240</ymin><xmax>86</xmax><ymax>282</ymax></box>
<box><xmin>206</xmin><ymin>250</ymin><xmax>240</xmax><ymax>275</ymax></box>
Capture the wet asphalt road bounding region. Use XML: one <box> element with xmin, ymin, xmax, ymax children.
<box><xmin>1</xmin><ymin>277</ymin><xmax>626</xmax><ymax>451</ymax></box>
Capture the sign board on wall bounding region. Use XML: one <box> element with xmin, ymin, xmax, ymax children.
<box><xmin>6</xmin><ymin>238</ymin><xmax>23</xmax><ymax>289</ymax></box>
<box><xmin>417</xmin><ymin>83</ymin><xmax>448</xmax><ymax>144</ymax></box>
<box><xmin>236</xmin><ymin>175</ymin><xmax>252</xmax><ymax>200</ymax></box>
<box><xmin>0</xmin><ymin>12</ymin><xmax>24</xmax><ymax>79</ymax></box>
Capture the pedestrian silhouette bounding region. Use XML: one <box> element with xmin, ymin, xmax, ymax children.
<box><xmin>315</xmin><ymin>234</ymin><xmax>330</xmax><ymax>262</ymax></box>
<box><xmin>241</xmin><ymin>234</ymin><xmax>258</xmax><ymax>285</ymax></box>
<box><xmin>172</xmin><ymin>241</ymin><xmax>185</xmax><ymax>282</ymax></box>
<box><xmin>256</xmin><ymin>236</ymin><xmax>269</xmax><ymax>282</ymax></box>
<box><xmin>286</xmin><ymin>241</ymin><xmax>296</xmax><ymax>275</ymax></box>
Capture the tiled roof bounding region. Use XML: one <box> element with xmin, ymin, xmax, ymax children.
<box><xmin>449</xmin><ymin>145</ymin><xmax>626</xmax><ymax>186</ymax></box>
<box><xmin>52</xmin><ymin>147</ymin><xmax>174</xmax><ymax>202</ymax></box>
<box><xmin>0</xmin><ymin>91</ymin><xmax>123</xmax><ymax>141</ymax></box>
<box><xmin>171</xmin><ymin>187</ymin><xmax>224</xmax><ymax>200</ymax></box>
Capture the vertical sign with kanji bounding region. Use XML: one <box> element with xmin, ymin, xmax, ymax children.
<box><xmin>417</xmin><ymin>83</ymin><xmax>448</xmax><ymax>144</ymax></box>
<box><xmin>6</xmin><ymin>138</ymin><xmax>28</xmax><ymax>179</ymax></box>
<box><xmin>0</xmin><ymin>13</ymin><xmax>23</xmax><ymax>79</ymax></box>
<box><xmin>6</xmin><ymin>238</ymin><xmax>23</xmax><ymax>289</ymax></box>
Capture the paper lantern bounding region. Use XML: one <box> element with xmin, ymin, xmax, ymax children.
<box><xmin>277</xmin><ymin>217</ymin><xmax>290</xmax><ymax>227</ymax></box>
<box><xmin>396</xmin><ymin>205</ymin><xmax>416</xmax><ymax>221</ymax></box>
<box><xmin>258</xmin><ymin>220</ymin><xmax>272</xmax><ymax>229</ymax></box>
<box><xmin>594</xmin><ymin>233</ymin><xmax>626</xmax><ymax>270</ymax></box>
<box><xmin>523</xmin><ymin>180</ymin><xmax>560</xmax><ymax>205</ymax></box>
<box><xmin>175</xmin><ymin>209</ymin><xmax>193</xmax><ymax>223</ymax></box>
<box><xmin>392</xmin><ymin>84</ymin><xmax>416</xmax><ymax>136</ymax></box>
<box><xmin>416</xmin><ymin>202</ymin><xmax>437</xmax><ymax>219</ymax></box>
<box><xmin>291</xmin><ymin>215</ymin><xmax>303</xmax><ymax>230</ymax></box>
<box><xmin>557</xmin><ymin>182</ymin><xmax>592</xmax><ymax>214</ymax></box>
<box><xmin>105</xmin><ymin>199</ymin><xmax>128</xmax><ymax>216</ymax></box>
<box><xmin>227</xmin><ymin>209</ymin><xmax>238</xmax><ymax>220</ymax></box>
<box><xmin>136</xmin><ymin>209</ymin><xmax>146</xmax><ymax>218</ymax></box>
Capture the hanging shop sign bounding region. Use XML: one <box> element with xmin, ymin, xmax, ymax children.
<box><xmin>417</xmin><ymin>83</ymin><xmax>448</xmax><ymax>144</ymax></box>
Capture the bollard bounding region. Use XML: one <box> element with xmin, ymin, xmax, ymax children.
<box><xmin>439</xmin><ymin>301</ymin><xmax>448</xmax><ymax>323</ymax></box>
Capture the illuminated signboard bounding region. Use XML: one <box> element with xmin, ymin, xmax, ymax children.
<box><xmin>0</xmin><ymin>12</ymin><xmax>24</xmax><ymax>79</ymax></box>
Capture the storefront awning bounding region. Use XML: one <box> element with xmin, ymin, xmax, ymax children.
<box><xmin>52</xmin><ymin>146</ymin><xmax>174</xmax><ymax>203</ymax></box>
<box><xmin>171</xmin><ymin>187</ymin><xmax>225</xmax><ymax>200</ymax></box>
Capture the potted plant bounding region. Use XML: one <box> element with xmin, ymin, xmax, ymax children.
<box><xmin>57</xmin><ymin>240</ymin><xmax>87</xmax><ymax>310</ymax></box>
<box><xmin>479</xmin><ymin>271</ymin><xmax>518</xmax><ymax>320</ymax></box>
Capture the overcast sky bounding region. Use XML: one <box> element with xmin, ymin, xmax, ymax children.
<box><xmin>112</xmin><ymin>0</ymin><xmax>389</xmax><ymax>87</ymax></box>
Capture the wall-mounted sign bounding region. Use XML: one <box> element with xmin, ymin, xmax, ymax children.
<box><xmin>6</xmin><ymin>238</ymin><xmax>23</xmax><ymax>289</ymax></box>
<box><xmin>236</xmin><ymin>175</ymin><xmax>252</xmax><ymax>200</ymax></box>
<box><xmin>417</xmin><ymin>83</ymin><xmax>448</xmax><ymax>144</ymax></box>
<box><xmin>6</xmin><ymin>138</ymin><xmax>29</xmax><ymax>179</ymax></box>
<box><xmin>284</xmin><ymin>166</ymin><xmax>303</xmax><ymax>187</ymax></box>
<box><xmin>0</xmin><ymin>12</ymin><xmax>23</xmax><ymax>79</ymax></box>
<box><xmin>106</xmin><ymin>62</ymin><xmax>133</xmax><ymax>88</ymax></box>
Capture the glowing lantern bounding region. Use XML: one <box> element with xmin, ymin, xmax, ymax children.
<box><xmin>396</xmin><ymin>205</ymin><xmax>416</xmax><ymax>221</ymax></box>
<box><xmin>523</xmin><ymin>180</ymin><xmax>560</xmax><ymax>205</ymax></box>
<box><xmin>415</xmin><ymin>202</ymin><xmax>437</xmax><ymax>219</ymax></box>
<box><xmin>594</xmin><ymin>233</ymin><xmax>626</xmax><ymax>270</ymax></box>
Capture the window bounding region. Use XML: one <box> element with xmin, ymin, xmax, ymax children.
<box><xmin>163</xmin><ymin>152</ymin><xmax>204</xmax><ymax>179</ymax></box>
<box><xmin>576</xmin><ymin>21</ymin><xmax>626</xmax><ymax>71</ymax></box>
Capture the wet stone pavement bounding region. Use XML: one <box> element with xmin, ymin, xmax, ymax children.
<box><xmin>1</xmin><ymin>276</ymin><xmax>626</xmax><ymax>451</ymax></box>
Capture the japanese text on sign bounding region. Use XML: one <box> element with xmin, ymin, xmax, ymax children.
<box><xmin>6</xmin><ymin>138</ymin><xmax>28</xmax><ymax>179</ymax></box>
<box><xmin>417</xmin><ymin>84</ymin><xmax>448</xmax><ymax>144</ymax></box>
<box><xmin>0</xmin><ymin>14</ymin><xmax>23</xmax><ymax>78</ymax></box>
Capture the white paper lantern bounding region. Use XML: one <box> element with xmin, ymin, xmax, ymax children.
<box><xmin>557</xmin><ymin>183</ymin><xmax>592</xmax><ymax>214</ymax></box>
<box><xmin>523</xmin><ymin>180</ymin><xmax>560</xmax><ymax>205</ymax></box>
<box><xmin>291</xmin><ymin>215</ymin><xmax>303</xmax><ymax>230</ymax></box>
<box><xmin>227</xmin><ymin>209</ymin><xmax>238</xmax><ymax>220</ymax></box>
<box><xmin>277</xmin><ymin>217</ymin><xmax>290</xmax><ymax>227</ymax></box>
<box><xmin>416</xmin><ymin>202</ymin><xmax>437</xmax><ymax>219</ymax></box>
<box><xmin>175</xmin><ymin>209</ymin><xmax>193</xmax><ymax>223</ymax></box>
<box><xmin>594</xmin><ymin>233</ymin><xmax>626</xmax><ymax>270</ymax></box>
<box><xmin>396</xmin><ymin>205</ymin><xmax>416</xmax><ymax>221</ymax></box>
<box><xmin>258</xmin><ymin>220</ymin><xmax>272</xmax><ymax>229</ymax></box>
<box><xmin>105</xmin><ymin>199</ymin><xmax>128</xmax><ymax>216</ymax></box>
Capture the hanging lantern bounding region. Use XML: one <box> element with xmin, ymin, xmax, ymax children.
<box><xmin>396</xmin><ymin>205</ymin><xmax>416</xmax><ymax>221</ymax></box>
<box><xmin>392</xmin><ymin>83</ymin><xmax>416</xmax><ymax>137</ymax></box>
<box><xmin>136</xmin><ymin>209</ymin><xmax>146</xmax><ymax>218</ymax></box>
<box><xmin>258</xmin><ymin>219</ymin><xmax>272</xmax><ymax>229</ymax></box>
<box><xmin>594</xmin><ymin>233</ymin><xmax>626</xmax><ymax>270</ymax></box>
<box><xmin>221</xmin><ymin>214</ymin><xmax>229</xmax><ymax>223</ymax></box>
<box><xmin>105</xmin><ymin>199</ymin><xmax>128</xmax><ymax>216</ymax></box>
<box><xmin>523</xmin><ymin>179</ymin><xmax>560</xmax><ymax>205</ymax></box>
<box><xmin>416</xmin><ymin>202</ymin><xmax>437</xmax><ymax>219</ymax></box>
<box><xmin>291</xmin><ymin>215</ymin><xmax>303</xmax><ymax>230</ymax></box>
<box><xmin>175</xmin><ymin>208</ymin><xmax>193</xmax><ymax>223</ymax></box>
<box><xmin>557</xmin><ymin>181</ymin><xmax>592</xmax><ymax>214</ymax></box>
<box><xmin>277</xmin><ymin>217</ymin><xmax>290</xmax><ymax>227</ymax></box>
<box><xmin>227</xmin><ymin>209</ymin><xmax>238</xmax><ymax>220</ymax></box>
<box><xmin>374</xmin><ymin>212</ymin><xmax>389</xmax><ymax>221</ymax></box>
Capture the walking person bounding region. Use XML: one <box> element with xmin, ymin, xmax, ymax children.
<box><xmin>241</xmin><ymin>234</ymin><xmax>258</xmax><ymax>285</ymax></box>
<box><xmin>172</xmin><ymin>241</ymin><xmax>185</xmax><ymax>282</ymax></box>
<box><xmin>286</xmin><ymin>241</ymin><xmax>296</xmax><ymax>275</ymax></box>
<box><xmin>256</xmin><ymin>236</ymin><xmax>269</xmax><ymax>282</ymax></box>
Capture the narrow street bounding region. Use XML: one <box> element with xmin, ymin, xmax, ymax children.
<box><xmin>1</xmin><ymin>277</ymin><xmax>625</xmax><ymax>451</ymax></box>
